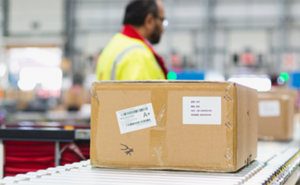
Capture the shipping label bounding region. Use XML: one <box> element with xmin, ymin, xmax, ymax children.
<box><xmin>183</xmin><ymin>97</ymin><xmax>222</xmax><ymax>125</ymax></box>
<box><xmin>116</xmin><ymin>103</ymin><xmax>157</xmax><ymax>134</ymax></box>
<box><xmin>258</xmin><ymin>100</ymin><xmax>280</xmax><ymax>117</ymax></box>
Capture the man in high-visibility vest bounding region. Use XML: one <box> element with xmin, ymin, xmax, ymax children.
<box><xmin>96</xmin><ymin>0</ymin><xmax>168</xmax><ymax>81</ymax></box>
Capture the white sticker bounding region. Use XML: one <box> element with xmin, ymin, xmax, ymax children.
<box><xmin>116</xmin><ymin>103</ymin><xmax>157</xmax><ymax>134</ymax></box>
<box><xmin>258</xmin><ymin>100</ymin><xmax>280</xmax><ymax>117</ymax></box>
<box><xmin>183</xmin><ymin>97</ymin><xmax>221</xmax><ymax>125</ymax></box>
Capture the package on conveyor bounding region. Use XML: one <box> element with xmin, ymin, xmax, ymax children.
<box><xmin>258</xmin><ymin>90</ymin><xmax>295</xmax><ymax>140</ymax></box>
<box><xmin>90</xmin><ymin>81</ymin><xmax>258</xmax><ymax>172</ymax></box>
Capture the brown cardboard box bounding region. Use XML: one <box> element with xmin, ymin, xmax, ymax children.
<box><xmin>17</xmin><ymin>90</ymin><xmax>35</xmax><ymax>110</ymax></box>
<box><xmin>258</xmin><ymin>91</ymin><xmax>295</xmax><ymax>140</ymax></box>
<box><xmin>90</xmin><ymin>81</ymin><xmax>258</xmax><ymax>172</ymax></box>
<box><xmin>271</xmin><ymin>88</ymin><xmax>298</xmax><ymax>115</ymax></box>
<box><xmin>3</xmin><ymin>88</ymin><xmax>18</xmax><ymax>100</ymax></box>
<box><xmin>63</xmin><ymin>85</ymin><xmax>89</xmax><ymax>110</ymax></box>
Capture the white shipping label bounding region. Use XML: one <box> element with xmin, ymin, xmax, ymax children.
<box><xmin>258</xmin><ymin>100</ymin><xmax>280</xmax><ymax>117</ymax></box>
<box><xmin>116</xmin><ymin>103</ymin><xmax>157</xmax><ymax>134</ymax></box>
<box><xmin>183</xmin><ymin>97</ymin><xmax>222</xmax><ymax>125</ymax></box>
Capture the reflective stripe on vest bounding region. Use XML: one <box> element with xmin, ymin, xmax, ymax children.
<box><xmin>110</xmin><ymin>45</ymin><xmax>145</xmax><ymax>80</ymax></box>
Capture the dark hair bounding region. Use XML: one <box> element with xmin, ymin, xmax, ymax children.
<box><xmin>123</xmin><ymin>0</ymin><xmax>158</xmax><ymax>26</ymax></box>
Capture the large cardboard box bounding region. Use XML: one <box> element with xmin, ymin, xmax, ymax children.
<box><xmin>258</xmin><ymin>91</ymin><xmax>295</xmax><ymax>140</ymax></box>
<box><xmin>90</xmin><ymin>81</ymin><xmax>258</xmax><ymax>172</ymax></box>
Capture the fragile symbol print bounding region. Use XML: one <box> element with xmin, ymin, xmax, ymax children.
<box><xmin>120</xmin><ymin>144</ymin><xmax>134</xmax><ymax>156</ymax></box>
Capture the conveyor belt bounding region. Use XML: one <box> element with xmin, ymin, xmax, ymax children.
<box><xmin>0</xmin><ymin>139</ymin><xmax>299</xmax><ymax>185</ymax></box>
<box><xmin>1</xmin><ymin>124</ymin><xmax>299</xmax><ymax>185</ymax></box>
<box><xmin>245</xmin><ymin>141</ymin><xmax>300</xmax><ymax>185</ymax></box>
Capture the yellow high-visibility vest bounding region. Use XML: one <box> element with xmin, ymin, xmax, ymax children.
<box><xmin>96</xmin><ymin>33</ymin><xmax>165</xmax><ymax>81</ymax></box>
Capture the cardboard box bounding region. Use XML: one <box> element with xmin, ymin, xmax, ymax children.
<box><xmin>90</xmin><ymin>81</ymin><xmax>258</xmax><ymax>172</ymax></box>
<box><xmin>17</xmin><ymin>90</ymin><xmax>35</xmax><ymax>110</ymax></box>
<box><xmin>258</xmin><ymin>91</ymin><xmax>295</xmax><ymax>140</ymax></box>
<box><xmin>63</xmin><ymin>85</ymin><xmax>89</xmax><ymax>110</ymax></box>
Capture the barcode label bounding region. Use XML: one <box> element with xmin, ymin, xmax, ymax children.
<box><xmin>116</xmin><ymin>103</ymin><xmax>157</xmax><ymax>134</ymax></box>
<box><xmin>121</xmin><ymin>107</ymin><xmax>148</xmax><ymax>116</ymax></box>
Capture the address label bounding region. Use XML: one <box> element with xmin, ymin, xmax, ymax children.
<box><xmin>183</xmin><ymin>97</ymin><xmax>222</xmax><ymax>125</ymax></box>
<box><xmin>258</xmin><ymin>100</ymin><xmax>280</xmax><ymax>117</ymax></box>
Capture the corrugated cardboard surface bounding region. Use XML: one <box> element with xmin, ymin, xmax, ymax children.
<box><xmin>90</xmin><ymin>81</ymin><xmax>258</xmax><ymax>172</ymax></box>
<box><xmin>258</xmin><ymin>91</ymin><xmax>294</xmax><ymax>140</ymax></box>
<box><xmin>236</xmin><ymin>85</ymin><xmax>258</xmax><ymax>169</ymax></box>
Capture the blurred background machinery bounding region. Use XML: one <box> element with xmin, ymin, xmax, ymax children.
<box><xmin>0</xmin><ymin>0</ymin><xmax>299</xmax><ymax>112</ymax></box>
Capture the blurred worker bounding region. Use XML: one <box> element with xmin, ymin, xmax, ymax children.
<box><xmin>96</xmin><ymin>0</ymin><xmax>168</xmax><ymax>80</ymax></box>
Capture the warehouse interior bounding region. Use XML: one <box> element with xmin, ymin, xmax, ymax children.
<box><xmin>1</xmin><ymin>0</ymin><xmax>300</xmax><ymax>184</ymax></box>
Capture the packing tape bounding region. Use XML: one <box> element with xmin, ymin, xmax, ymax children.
<box><xmin>224</xmin><ymin>83</ymin><xmax>236</xmax><ymax>169</ymax></box>
<box><xmin>149</xmin><ymin>88</ymin><xmax>168</xmax><ymax>168</ymax></box>
<box><xmin>91</xmin><ymin>82</ymin><xmax>99</xmax><ymax>102</ymax></box>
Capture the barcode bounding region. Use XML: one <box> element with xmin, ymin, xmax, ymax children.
<box><xmin>122</xmin><ymin>107</ymin><xmax>148</xmax><ymax>116</ymax></box>
<box><xmin>126</xmin><ymin>119</ymin><xmax>151</xmax><ymax>127</ymax></box>
<box><xmin>141</xmin><ymin>119</ymin><xmax>151</xmax><ymax>123</ymax></box>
